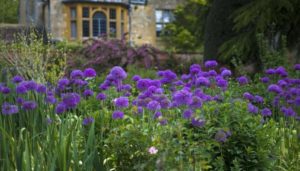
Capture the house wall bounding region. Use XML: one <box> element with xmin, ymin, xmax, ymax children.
<box><xmin>50</xmin><ymin>0</ymin><xmax>67</xmax><ymax>40</ymax></box>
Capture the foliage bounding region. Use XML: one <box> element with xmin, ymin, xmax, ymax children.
<box><xmin>161</xmin><ymin>0</ymin><xmax>211</xmax><ymax>52</ymax></box>
<box><xmin>0</xmin><ymin>0</ymin><xmax>18</xmax><ymax>23</ymax></box>
<box><xmin>0</xmin><ymin>33</ymin><xmax>67</xmax><ymax>84</ymax></box>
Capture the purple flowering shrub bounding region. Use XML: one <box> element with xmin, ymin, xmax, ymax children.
<box><xmin>0</xmin><ymin>61</ymin><xmax>299</xmax><ymax>170</ymax></box>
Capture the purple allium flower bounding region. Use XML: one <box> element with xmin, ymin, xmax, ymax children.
<box><xmin>62</xmin><ymin>93</ymin><xmax>81</xmax><ymax>109</ymax></box>
<box><xmin>114</xmin><ymin>96</ymin><xmax>129</xmax><ymax>108</ymax></box>
<box><xmin>183</xmin><ymin>109</ymin><xmax>193</xmax><ymax>119</ymax></box>
<box><xmin>208</xmin><ymin>70</ymin><xmax>218</xmax><ymax>77</ymax></box>
<box><xmin>2</xmin><ymin>103</ymin><xmax>19</xmax><ymax>115</ymax></box>
<box><xmin>237</xmin><ymin>76</ymin><xmax>249</xmax><ymax>85</ymax></box>
<box><xmin>137</xmin><ymin>79</ymin><xmax>150</xmax><ymax>91</ymax></box>
<box><xmin>191</xmin><ymin>118</ymin><xmax>205</xmax><ymax>127</ymax></box>
<box><xmin>265</xmin><ymin>68</ymin><xmax>276</xmax><ymax>75</ymax></box>
<box><xmin>276</xmin><ymin>66</ymin><xmax>288</xmax><ymax>77</ymax></box>
<box><xmin>295</xmin><ymin>97</ymin><xmax>300</xmax><ymax>106</ymax></box>
<box><xmin>73</xmin><ymin>79</ymin><xmax>86</xmax><ymax>87</ymax></box>
<box><xmin>221</xmin><ymin>69</ymin><xmax>232</xmax><ymax>77</ymax></box>
<box><xmin>58</xmin><ymin>78</ymin><xmax>70</xmax><ymax>87</ymax></box>
<box><xmin>147</xmin><ymin>100</ymin><xmax>161</xmax><ymax>111</ymax></box>
<box><xmin>1</xmin><ymin>87</ymin><xmax>10</xmax><ymax>94</ymax></box>
<box><xmin>260</xmin><ymin>77</ymin><xmax>270</xmax><ymax>83</ymax></box>
<box><xmin>294</xmin><ymin>64</ymin><xmax>300</xmax><ymax>70</ymax></box>
<box><xmin>216</xmin><ymin>78</ymin><xmax>228</xmax><ymax>89</ymax></box>
<box><xmin>25</xmin><ymin>81</ymin><xmax>37</xmax><ymax>90</ymax></box>
<box><xmin>99</xmin><ymin>83</ymin><xmax>109</xmax><ymax>91</ymax></box>
<box><xmin>82</xmin><ymin>116</ymin><xmax>94</xmax><ymax>125</ymax></box>
<box><xmin>137</xmin><ymin>106</ymin><xmax>144</xmax><ymax>114</ymax></box>
<box><xmin>243</xmin><ymin>92</ymin><xmax>254</xmax><ymax>101</ymax></box>
<box><xmin>112</xmin><ymin>110</ymin><xmax>124</xmax><ymax>119</ymax></box>
<box><xmin>153</xmin><ymin>111</ymin><xmax>162</xmax><ymax>119</ymax></box>
<box><xmin>281</xmin><ymin>106</ymin><xmax>296</xmax><ymax>117</ymax></box>
<box><xmin>204</xmin><ymin>60</ymin><xmax>218</xmax><ymax>68</ymax></box>
<box><xmin>248</xmin><ymin>103</ymin><xmax>258</xmax><ymax>114</ymax></box>
<box><xmin>45</xmin><ymin>95</ymin><xmax>56</xmax><ymax>104</ymax></box>
<box><xmin>190</xmin><ymin>64</ymin><xmax>201</xmax><ymax>75</ymax></box>
<box><xmin>121</xmin><ymin>84</ymin><xmax>132</xmax><ymax>91</ymax></box>
<box><xmin>172</xmin><ymin>89</ymin><xmax>193</xmax><ymax>106</ymax></box>
<box><xmin>277</xmin><ymin>80</ymin><xmax>288</xmax><ymax>88</ymax></box>
<box><xmin>254</xmin><ymin>95</ymin><xmax>264</xmax><ymax>104</ymax></box>
<box><xmin>96</xmin><ymin>93</ymin><xmax>106</xmax><ymax>101</ymax></box>
<box><xmin>196</xmin><ymin>77</ymin><xmax>210</xmax><ymax>87</ymax></box>
<box><xmin>83</xmin><ymin>89</ymin><xmax>94</xmax><ymax>97</ymax></box>
<box><xmin>110</xmin><ymin>66</ymin><xmax>127</xmax><ymax>80</ymax></box>
<box><xmin>70</xmin><ymin>69</ymin><xmax>84</xmax><ymax>79</ymax></box>
<box><xmin>22</xmin><ymin>101</ymin><xmax>37</xmax><ymax>110</ymax></box>
<box><xmin>189</xmin><ymin>96</ymin><xmax>202</xmax><ymax>109</ymax></box>
<box><xmin>159</xmin><ymin>118</ymin><xmax>168</xmax><ymax>125</ymax></box>
<box><xmin>12</xmin><ymin>75</ymin><xmax>23</xmax><ymax>83</ymax></box>
<box><xmin>268</xmin><ymin>84</ymin><xmax>282</xmax><ymax>94</ymax></box>
<box><xmin>36</xmin><ymin>84</ymin><xmax>47</xmax><ymax>94</ymax></box>
<box><xmin>159</xmin><ymin>70</ymin><xmax>177</xmax><ymax>84</ymax></box>
<box><xmin>55</xmin><ymin>103</ymin><xmax>66</xmax><ymax>114</ymax></box>
<box><xmin>132</xmin><ymin>75</ymin><xmax>141</xmax><ymax>82</ymax></box>
<box><xmin>16</xmin><ymin>97</ymin><xmax>24</xmax><ymax>104</ymax></box>
<box><xmin>181</xmin><ymin>74</ymin><xmax>190</xmax><ymax>80</ymax></box>
<box><xmin>83</xmin><ymin>68</ymin><xmax>96</xmax><ymax>78</ymax></box>
<box><xmin>261</xmin><ymin>108</ymin><xmax>272</xmax><ymax>117</ymax></box>
<box><xmin>215</xmin><ymin>130</ymin><xmax>231</xmax><ymax>143</ymax></box>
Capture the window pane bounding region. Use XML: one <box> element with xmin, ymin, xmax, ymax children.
<box><xmin>82</xmin><ymin>20</ymin><xmax>90</xmax><ymax>37</ymax></box>
<box><xmin>71</xmin><ymin>21</ymin><xmax>77</xmax><ymax>38</ymax></box>
<box><xmin>71</xmin><ymin>8</ymin><xmax>76</xmax><ymax>19</ymax></box>
<box><xmin>82</xmin><ymin>7</ymin><xmax>89</xmax><ymax>18</ymax></box>
<box><xmin>93</xmin><ymin>12</ymin><xmax>107</xmax><ymax>37</ymax></box>
<box><xmin>110</xmin><ymin>22</ymin><xmax>117</xmax><ymax>37</ymax></box>
<box><xmin>110</xmin><ymin>9</ymin><xmax>116</xmax><ymax>20</ymax></box>
<box><xmin>121</xmin><ymin>23</ymin><xmax>124</xmax><ymax>36</ymax></box>
<box><xmin>162</xmin><ymin>11</ymin><xmax>170</xmax><ymax>23</ymax></box>
<box><xmin>155</xmin><ymin>10</ymin><xmax>162</xmax><ymax>22</ymax></box>
<box><xmin>121</xmin><ymin>10</ymin><xmax>124</xmax><ymax>21</ymax></box>
<box><xmin>156</xmin><ymin>24</ymin><xmax>163</xmax><ymax>37</ymax></box>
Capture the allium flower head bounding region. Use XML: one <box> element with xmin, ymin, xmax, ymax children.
<box><xmin>22</xmin><ymin>101</ymin><xmax>37</xmax><ymax>110</ymax></box>
<box><xmin>243</xmin><ymin>92</ymin><xmax>254</xmax><ymax>101</ymax></box>
<box><xmin>2</xmin><ymin>103</ymin><xmax>19</xmax><ymax>115</ymax></box>
<box><xmin>159</xmin><ymin>70</ymin><xmax>177</xmax><ymax>84</ymax></box>
<box><xmin>196</xmin><ymin>77</ymin><xmax>210</xmax><ymax>87</ymax></box>
<box><xmin>215</xmin><ymin>130</ymin><xmax>231</xmax><ymax>143</ymax></box>
<box><xmin>191</xmin><ymin>118</ymin><xmax>205</xmax><ymax>127</ymax></box>
<box><xmin>204</xmin><ymin>60</ymin><xmax>218</xmax><ymax>68</ymax></box>
<box><xmin>294</xmin><ymin>64</ymin><xmax>300</xmax><ymax>70</ymax></box>
<box><xmin>261</xmin><ymin>108</ymin><xmax>272</xmax><ymax>116</ymax></box>
<box><xmin>248</xmin><ymin>103</ymin><xmax>258</xmax><ymax>114</ymax></box>
<box><xmin>254</xmin><ymin>95</ymin><xmax>264</xmax><ymax>104</ymax></box>
<box><xmin>260</xmin><ymin>77</ymin><xmax>270</xmax><ymax>83</ymax></box>
<box><xmin>112</xmin><ymin>110</ymin><xmax>124</xmax><ymax>119</ymax></box>
<box><xmin>216</xmin><ymin>78</ymin><xmax>228</xmax><ymax>89</ymax></box>
<box><xmin>83</xmin><ymin>68</ymin><xmax>96</xmax><ymax>78</ymax></box>
<box><xmin>190</xmin><ymin>64</ymin><xmax>201</xmax><ymax>75</ymax></box>
<box><xmin>148</xmin><ymin>146</ymin><xmax>158</xmax><ymax>155</ymax></box>
<box><xmin>36</xmin><ymin>84</ymin><xmax>47</xmax><ymax>94</ymax></box>
<box><xmin>62</xmin><ymin>93</ymin><xmax>81</xmax><ymax>109</ymax></box>
<box><xmin>70</xmin><ymin>70</ymin><xmax>84</xmax><ymax>79</ymax></box>
<box><xmin>12</xmin><ymin>75</ymin><xmax>24</xmax><ymax>83</ymax></box>
<box><xmin>147</xmin><ymin>100</ymin><xmax>161</xmax><ymax>111</ymax></box>
<box><xmin>132</xmin><ymin>75</ymin><xmax>141</xmax><ymax>82</ymax></box>
<box><xmin>96</xmin><ymin>93</ymin><xmax>106</xmax><ymax>101</ymax></box>
<box><xmin>25</xmin><ymin>81</ymin><xmax>38</xmax><ymax>90</ymax></box>
<box><xmin>82</xmin><ymin>117</ymin><xmax>94</xmax><ymax>125</ymax></box>
<box><xmin>237</xmin><ymin>76</ymin><xmax>249</xmax><ymax>85</ymax></box>
<box><xmin>83</xmin><ymin>89</ymin><xmax>94</xmax><ymax>97</ymax></box>
<box><xmin>265</xmin><ymin>68</ymin><xmax>276</xmax><ymax>75</ymax></box>
<box><xmin>55</xmin><ymin>103</ymin><xmax>66</xmax><ymax>114</ymax></box>
<box><xmin>1</xmin><ymin>87</ymin><xmax>10</xmax><ymax>94</ymax></box>
<box><xmin>281</xmin><ymin>106</ymin><xmax>296</xmax><ymax>117</ymax></box>
<box><xmin>45</xmin><ymin>95</ymin><xmax>56</xmax><ymax>104</ymax></box>
<box><xmin>276</xmin><ymin>66</ymin><xmax>288</xmax><ymax>77</ymax></box>
<box><xmin>183</xmin><ymin>109</ymin><xmax>193</xmax><ymax>119</ymax></box>
<box><xmin>153</xmin><ymin>111</ymin><xmax>162</xmax><ymax>119</ymax></box>
<box><xmin>114</xmin><ymin>96</ymin><xmax>129</xmax><ymax>108</ymax></box>
<box><xmin>58</xmin><ymin>78</ymin><xmax>70</xmax><ymax>87</ymax></box>
<box><xmin>221</xmin><ymin>69</ymin><xmax>232</xmax><ymax>77</ymax></box>
<box><xmin>137</xmin><ymin>79</ymin><xmax>150</xmax><ymax>91</ymax></box>
<box><xmin>189</xmin><ymin>96</ymin><xmax>202</xmax><ymax>109</ymax></box>
<box><xmin>172</xmin><ymin>89</ymin><xmax>193</xmax><ymax>106</ymax></box>
<box><xmin>110</xmin><ymin>66</ymin><xmax>127</xmax><ymax>80</ymax></box>
<box><xmin>268</xmin><ymin>84</ymin><xmax>282</xmax><ymax>94</ymax></box>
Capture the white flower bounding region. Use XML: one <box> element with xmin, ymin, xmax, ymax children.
<box><xmin>148</xmin><ymin>146</ymin><xmax>158</xmax><ymax>154</ymax></box>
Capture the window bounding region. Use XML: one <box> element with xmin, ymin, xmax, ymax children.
<box><xmin>109</xmin><ymin>9</ymin><xmax>116</xmax><ymax>20</ymax></box>
<box><xmin>82</xmin><ymin>7</ymin><xmax>89</xmax><ymax>18</ymax></box>
<box><xmin>93</xmin><ymin>12</ymin><xmax>107</xmax><ymax>37</ymax></box>
<box><xmin>155</xmin><ymin>10</ymin><xmax>174</xmax><ymax>37</ymax></box>
<box><xmin>70</xmin><ymin>7</ymin><xmax>77</xmax><ymax>38</ymax></box>
<box><xmin>130</xmin><ymin>0</ymin><xmax>147</xmax><ymax>5</ymax></box>
<box><xmin>82</xmin><ymin>7</ymin><xmax>90</xmax><ymax>37</ymax></box>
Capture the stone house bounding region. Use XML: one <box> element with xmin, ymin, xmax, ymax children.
<box><xmin>19</xmin><ymin>0</ymin><xmax>185</xmax><ymax>46</ymax></box>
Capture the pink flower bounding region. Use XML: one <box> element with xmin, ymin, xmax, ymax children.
<box><xmin>148</xmin><ymin>146</ymin><xmax>158</xmax><ymax>154</ymax></box>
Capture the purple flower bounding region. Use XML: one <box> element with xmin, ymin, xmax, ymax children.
<box><xmin>96</xmin><ymin>93</ymin><xmax>106</xmax><ymax>101</ymax></box>
<box><xmin>208</xmin><ymin>70</ymin><xmax>217</xmax><ymax>77</ymax></box>
<box><xmin>265</xmin><ymin>69</ymin><xmax>276</xmax><ymax>75</ymax></box>
<box><xmin>248</xmin><ymin>103</ymin><xmax>258</xmax><ymax>114</ymax></box>
<box><xmin>189</xmin><ymin>96</ymin><xmax>202</xmax><ymax>109</ymax></box>
<box><xmin>159</xmin><ymin>118</ymin><xmax>168</xmax><ymax>126</ymax></box>
<box><xmin>121</xmin><ymin>84</ymin><xmax>132</xmax><ymax>91</ymax></box>
<box><xmin>204</xmin><ymin>60</ymin><xmax>218</xmax><ymax>68</ymax></box>
<box><xmin>62</xmin><ymin>93</ymin><xmax>81</xmax><ymax>109</ymax></box>
<box><xmin>112</xmin><ymin>110</ymin><xmax>124</xmax><ymax>119</ymax></box>
<box><xmin>46</xmin><ymin>117</ymin><xmax>52</xmax><ymax>124</ymax></box>
<box><xmin>268</xmin><ymin>84</ymin><xmax>282</xmax><ymax>94</ymax></box>
<box><xmin>55</xmin><ymin>103</ymin><xmax>66</xmax><ymax>114</ymax></box>
<box><xmin>45</xmin><ymin>95</ymin><xmax>56</xmax><ymax>104</ymax></box>
<box><xmin>36</xmin><ymin>84</ymin><xmax>47</xmax><ymax>94</ymax></box>
<box><xmin>70</xmin><ymin>70</ymin><xmax>84</xmax><ymax>79</ymax></box>
<box><xmin>114</xmin><ymin>96</ymin><xmax>129</xmax><ymax>108</ymax></box>
<box><xmin>110</xmin><ymin>66</ymin><xmax>127</xmax><ymax>80</ymax></box>
<box><xmin>83</xmin><ymin>68</ymin><xmax>96</xmax><ymax>78</ymax></box>
<box><xmin>147</xmin><ymin>100</ymin><xmax>161</xmax><ymax>111</ymax></box>
<box><xmin>16</xmin><ymin>97</ymin><xmax>24</xmax><ymax>104</ymax></box>
<box><xmin>83</xmin><ymin>89</ymin><xmax>94</xmax><ymax>97</ymax></box>
<box><xmin>276</xmin><ymin>66</ymin><xmax>288</xmax><ymax>77</ymax></box>
<box><xmin>261</xmin><ymin>108</ymin><xmax>272</xmax><ymax>117</ymax></box>
<box><xmin>260</xmin><ymin>77</ymin><xmax>270</xmax><ymax>83</ymax></box>
<box><xmin>221</xmin><ymin>69</ymin><xmax>232</xmax><ymax>77</ymax></box>
<box><xmin>159</xmin><ymin>70</ymin><xmax>177</xmax><ymax>84</ymax></box>
<box><xmin>243</xmin><ymin>92</ymin><xmax>254</xmax><ymax>101</ymax></box>
<box><xmin>2</xmin><ymin>103</ymin><xmax>19</xmax><ymax>115</ymax></box>
<box><xmin>58</xmin><ymin>78</ymin><xmax>70</xmax><ymax>87</ymax></box>
<box><xmin>277</xmin><ymin>80</ymin><xmax>288</xmax><ymax>88</ymax></box>
<box><xmin>294</xmin><ymin>64</ymin><xmax>300</xmax><ymax>70</ymax></box>
<box><xmin>12</xmin><ymin>75</ymin><xmax>24</xmax><ymax>83</ymax></box>
<box><xmin>254</xmin><ymin>95</ymin><xmax>264</xmax><ymax>104</ymax></box>
<box><xmin>22</xmin><ymin>101</ymin><xmax>37</xmax><ymax>110</ymax></box>
<box><xmin>25</xmin><ymin>81</ymin><xmax>37</xmax><ymax>90</ymax></box>
<box><xmin>153</xmin><ymin>111</ymin><xmax>162</xmax><ymax>119</ymax></box>
<box><xmin>82</xmin><ymin>117</ymin><xmax>94</xmax><ymax>125</ymax></box>
<box><xmin>132</xmin><ymin>75</ymin><xmax>141</xmax><ymax>82</ymax></box>
<box><xmin>183</xmin><ymin>109</ymin><xmax>193</xmax><ymax>119</ymax></box>
<box><xmin>237</xmin><ymin>76</ymin><xmax>249</xmax><ymax>85</ymax></box>
<box><xmin>215</xmin><ymin>130</ymin><xmax>231</xmax><ymax>143</ymax></box>
<box><xmin>196</xmin><ymin>77</ymin><xmax>210</xmax><ymax>87</ymax></box>
<box><xmin>189</xmin><ymin>64</ymin><xmax>201</xmax><ymax>75</ymax></box>
<box><xmin>191</xmin><ymin>118</ymin><xmax>205</xmax><ymax>127</ymax></box>
<box><xmin>281</xmin><ymin>106</ymin><xmax>296</xmax><ymax>117</ymax></box>
<box><xmin>1</xmin><ymin>87</ymin><xmax>10</xmax><ymax>94</ymax></box>
<box><xmin>216</xmin><ymin>78</ymin><xmax>228</xmax><ymax>89</ymax></box>
<box><xmin>137</xmin><ymin>79</ymin><xmax>150</xmax><ymax>91</ymax></box>
<box><xmin>172</xmin><ymin>89</ymin><xmax>193</xmax><ymax>106</ymax></box>
<box><xmin>295</xmin><ymin>97</ymin><xmax>300</xmax><ymax>106</ymax></box>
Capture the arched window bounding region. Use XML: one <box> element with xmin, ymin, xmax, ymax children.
<box><xmin>93</xmin><ymin>12</ymin><xmax>107</xmax><ymax>37</ymax></box>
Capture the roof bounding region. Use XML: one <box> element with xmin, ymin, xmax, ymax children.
<box><xmin>62</xmin><ymin>0</ymin><xmax>129</xmax><ymax>8</ymax></box>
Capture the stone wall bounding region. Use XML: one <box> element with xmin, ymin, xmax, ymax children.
<box><xmin>50</xmin><ymin>0</ymin><xmax>67</xmax><ymax>40</ymax></box>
